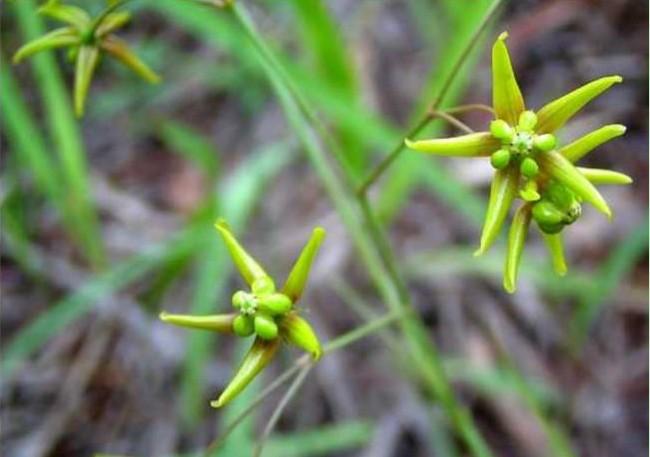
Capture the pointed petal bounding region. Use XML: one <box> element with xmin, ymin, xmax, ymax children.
<box><xmin>560</xmin><ymin>124</ymin><xmax>626</xmax><ymax>163</ymax></box>
<box><xmin>492</xmin><ymin>32</ymin><xmax>525</xmax><ymax>124</ymax></box>
<box><xmin>542</xmin><ymin>232</ymin><xmax>567</xmax><ymax>276</ymax></box>
<box><xmin>214</xmin><ymin>219</ymin><xmax>271</xmax><ymax>287</ymax></box>
<box><xmin>159</xmin><ymin>311</ymin><xmax>235</xmax><ymax>333</ymax></box>
<box><xmin>405</xmin><ymin>132</ymin><xmax>499</xmax><ymax>157</ymax></box>
<box><xmin>503</xmin><ymin>204</ymin><xmax>532</xmax><ymax>293</ymax></box>
<box><xmin>535</xmin><ymin>76</ymin><xmax>623</xmax><ymax>134</ymax></box>
<box><xmin>12</xmin><ymin>27</ymin><xmax>78</xmax><ymax>64</ymax></box>
<box><xmin>74</xmin><ymin>45</ymin><xmax>100</xmax><ymax>117</ymax></box>
<box><xmin>280</xmin><ymin>312</ymin><xmax>322</xmax><ymax>360</ymax></box>
<box><xmin>38</xmin><ymin>3</ymin><xmax>90</xmax><ymax>29</ymax></box>
<box><xmin>578</xmin><ymin>167</ymin><xmax>633</xmax><ymax>185</ymax></box>
<box><xmin>475</xmin><ymin>166</ymin><xmax>519</xmax><ymax>256</ymax></box>
<box><xmin>211</xmin><ymin>337</ymin><xmax>280</xmax><ymax>408</ymax></box>
<box><xmin>282</xmin><ymin>227</ymin><xmax>326</xmax><ymax>303</ymax></box>
<box><xmin>100</xmin><ymin>36</ymin><xmax>161</xmax><ymax>84</ymax></box>
<box><xmin>538</xmin><ymin>150</ymin><xmax>612</xmax><ymax>218</ymax></box>
<box><xmin>96</xmin><ymin>11</ymin><xmax>131</xmax><ymax>37</ymax></box>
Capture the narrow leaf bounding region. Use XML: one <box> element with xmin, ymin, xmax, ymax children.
<box><xmin>578</xmin><ymin>167</ymin><xmax>632</xmax><ymax>185</ymax></box>
<box><xmin>38</xmin><ymin>3</ymin><xmax>90</xmax><ymax>29</ymax></box>
<box><xmin>95</xmin><ymin>11</ymin><xmax>131</xmax><ymax>37</ymax></box>
<box><xmin>74</xmin><ymin>45</ymin><xmax>100</xmax><ymax>117</ymax></box>
<box><xmin>405</xmin><ymin>132</ymin><xmax>499</xmax><ymax>157</ymax></box>
<box><xmin>100</xmin><ymin>36</ymin><xmax>161</xmax><ymax>84</ymax></box>
<box><xmin>475</xmin><ymin>166</ymin><xmax>519</xmax><ymax>256</ymax></box>
<box><xmin>538</xmin><ymin>150</ymin><xmax>612</xmax><ymax>218</ymax></box>
<box><xmin>282</xmin><ymin>227</ymin><xmax>326</xmax><ymax>303</ymax></box>
<box><xmin>560</xmin><ymin>124</ymin><xmax>626</xmax><ymax>163</ymax></box>
<box><xmin>212</xmin><ymin>337</ymin><xmax>280</xmax><ymax>408</ymax></box>
<box><xmin>12</xmin><ymin>27</ymin><xmax>78</xmax><ymax>63</ymax></box>
<box><xmin>542</xmin><ymin>232</ymin><xmax>567</xmax><ymax>276</ymax></box>
<box><xmin>280</xmin><ymin>312</ymin><xmax>322</xmax><ymax>360</ymax></box>
<box><xmin>214</xmin><ymin>219</ymin><xmax>271</xmax><ymax>287</ymax></box>
<box><xmin>159</xmin><ymin>311</ymin><xmax>235</xmax><ymax>333</ymax></box>
<box><xmin>492</xmin><ymin>32</ymin><xmax>525</xmax><ymax>124</ymax></box>
<box><xmin>503</xmin><ymin>203</ymin><xmax>532</xmax><ymax>293</ymax></box>
<box><xmin>535</xmin><ymin>76</ymin><xmax>623</xmax><ymax>134</ymax></box>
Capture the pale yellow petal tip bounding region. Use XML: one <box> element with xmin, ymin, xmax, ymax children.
<box><xmin>610</xmin><ymin>75</ymin><xmax>623</xmax><ymax>83</ymax></box>
<box><xmin>473</xmin><ymin>246</ymin><xmax>485</xmax><ymax>257</ymax></box>
<box><xmin>311</xmin><ymin>347</ymin><xmax>323</xmax><ymax>361</ymax></box>
<box><xmin>497</xmin><ymin>31</ymin><xmax>509</xmax><ymax>41</ymax></box>
<box><xmin>214</xmin><ymin>218</ymin><xmax>228</xmax><ymax>232</ymax></box>
<box><xmin>613</xmin><ymin>124</ymin><xmax>627</xmax><ymax>135</ymax></box>
<box><xmin>503</xmin><ymin>279</ymin><xmax>516</xmax><ymax>294</ymax></box>
<box><xmin>210</xmin><ymin>398</ymin><xmax>224</xmax><ymax>409</ymax></box>
<box><xmin>312</xmin><ymin>226</ymin><xmax>326</xmax><ymax>238</ymax></box>
<box><xmin>158</xmin><ymin>311</ymin><xmax>169</xmax><ymax>321</ymax></box>
<box><xmin>404</xmin><ymin>138</ymin><xmax>416</xmax><ymax>149</ymax></box>
<box><xmin>556</xmin><ymin>267</ymin><xmax>568</xmax><ymax>277</ymax></box>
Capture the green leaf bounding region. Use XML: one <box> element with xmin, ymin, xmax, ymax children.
<box><xmin>492</xmin><ymin>31</ymin><xmax>525</xmax><ymax>124</ymax></box>
<box><xmin>542</xmin><ymin>232</ymin><xmax>567</xmax><ymax>276</ymax></box>
<box><xmin>578</xmin><ymin>167</ymin><xmax>632</xmax><ymax>185</ymax></box>
<box><xmin>100</xmin><ymin>35</ymin><xmax>161</xmax><ymax>84</ymax></box>
<box><xmin>95</xmin><ymin>11</ymin><xmax>131</xmax><ymax>37</ymax></box>
<box><xmin>535</xmin><ymin>76</ymin><xmax>623</xmax><ymax>134</ymax></box>
<box><xmin>560</xmin><ymin>124</ymin><xmax>626</xmax><ymax>163</ymax></box>
<box><xmin>159</xmin><ymin>311</ymin><xmax>236</xmax><ymax>332</ymax></box>
<box><xmin>538</xmin><ymin>150</ymin><xmax>612</xmax><ymax>218</ymax></box>
<box><xmin>475</xmin><ymin>166</ymin><xmax>519</xmax><ymax>256</ymax></box>
<box><xmin>503</xmin><ymin>203</ymin><xmax>532</xmax><ymax>293</ymax></box>
<box><xmin>282</xmin><ymin>227</ymin><xmax>326</xmax><ymax>303</ymax></box>
<box><xmin>405</xmin><ymin>132</ymin><xmax>499</xmax><ymax>157</ymax></box>
<box><xmin>74</xmin><ymin>45</ymin><xmax>100</xmax><ymax>117</ymax></box>
<box><xmin>12</xmin><ymin>27</ymin><xmax>78</xmax><ymax>63</ymax></box>
<box><xmin>38</xmin><ymin>3</ymin><xmax>90</xmax><ymax>29</ymax></box>
<box><xmin>157</xmin><ymin>119</ymin><xmax>220</xmax><ymax>179</ymax></box>
<box><xmin>212</xmin><ymin>337</ymin><xmax>280</xmax><ymax>408</ymax></box>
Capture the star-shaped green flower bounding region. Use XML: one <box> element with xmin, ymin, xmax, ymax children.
<box><xmin>405</xmin><ymin>32</ymin><xmax>631</xmax><ymax>293</ymax></box>
<box><xmin>13</xmin><ymin>0</ymin><xmax>160</xmax><ymax>117</ymax></box>
<box><xmin>160</xmin><ymin>220</ymin><xmax>325</xmax><ymax>407</ymax></box>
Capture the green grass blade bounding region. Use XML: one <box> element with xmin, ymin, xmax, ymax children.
<box><xmin>157</xmin><ymin>119</ymin><xmax>220</xmax><ymax>179</ymax></box>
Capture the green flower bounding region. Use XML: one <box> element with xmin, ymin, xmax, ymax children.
<box><xmin>405</xmin><ymin>32</ymin><xmax>631</xmax><ymax>293</ymax></box>
<box><xmin>160</xmin><ymin>220</ymin><xmax>325</xmax><ymax>407</ymax></box>
<box><xmin>13</xmin><ymin>1</ymin><xmax>160</xmax><ymax>117</ymax></box>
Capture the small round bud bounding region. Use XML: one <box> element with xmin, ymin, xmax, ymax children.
<box><xmin>533</xmin><ymin>134</ymin><xmax>556</xmax><ymax>152</ymax></box>
<box><xmin>517</xmin><ymin>110</ymin><xmax>538</xmax><ymax>131</ymax></box>
<box><xmin>252</xmin><ymin>277</ymin><xmax>275</xmax><ymax>295</ymax></box>
<box><xmin>538</xmin><ymin>221</ymin><xmax>564</xmax><ymax>234</ymax></box>
<box><xmin>490</xmin><ymin>119</ymin><xmax>514</xmax><ymax>141</ymax></box>
<box><xmin>233</xmin><ymin>314</ymin><xmax>254</xmax><ymax>337</ymax></box>
<box><xmin>254</xmin><ymin>314</ymin><xmax>278</xmax><ymax>340</ymax></box>
<box><xmin>520</xmin><ymin>157</ymin><xmax>539</xmax><ymax>178</ymax></box>
<box><xmin>490</xmin><ymin>149</ymin><xmax>511</xmax><ymax>169</ymax></box>
<box><xmin>258</xmin><ymin>293</ymin><xmax>292</xmax><ymax>316</ymax></box>
<box><xmin>532</xmin><ymin>201</ymin><xmax>564</xmax><ymax>226</ymax></box>
<box><xmin>232</xmin><ymin>291</ymin><xmax>247</xmax><ymax>309</ymax></box>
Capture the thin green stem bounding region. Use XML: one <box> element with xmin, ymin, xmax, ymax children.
<box><xmin>430</xmin><ymin>110</ymin><xmax>475</xmax><ymax>134</ymax></box>
<box><xmin>356</xmin><ymin>0</ymin><xmax>503</xmax><ymax>196</ymax></box>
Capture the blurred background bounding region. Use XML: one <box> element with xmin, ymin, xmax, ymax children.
<box><xmin>1</xmin><ymin>0</ymin><xmax>648</xmax><ymax>456</ymax></box>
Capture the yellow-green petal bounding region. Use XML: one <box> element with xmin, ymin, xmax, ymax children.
<box><xmin>492</xmin><ymin>31</ymin><xmax>525</xmax><ymax>124</ymax></box>
<box><xmin>74</xmin><ymin>45</ymin><xmax>100</xmax><ymax>117</ymax></box>
<box><xmin>405</xmin><ymin>132</ymin><xmax>499</xmax><ymax>157</ymax></box>
<box><xmin>542</xmin><ymin>232</ymin><xmax>567</xmax><ymax>276</ymax></box>
<box><xmin>560</xmin><ymin>124</ymin><xmax>626</xmax><ymax>163</ymax></box>
<box><xmin>578</xmin><ymin>167</ymin><xmax>633</xmax><ymax>185</ymax></box>
<box><xmin>100</xmin><ymin>36</ymin><xmax>161</xmax><ymax>84</ymax></box>
<box><xmin>159</xmin><ymin>311</ymin><xmax>235</xmax><ymax>333</ymax></box>
<box><xmin>95</xmin><ymin>11</ymin><xmax>131</xmax><ymax>37</ymax></box>
<box><xmin>214</xmin><ymin>219</ymin><xmax>270</xmax><ymax>287</ymax></box>
<box><xmin>503</xmin><ymin>204</ymin><xmax>532</xmax><ymax>293</ymax></box>
<box><xmin>280</xmin><ymin>312</ymin><xmax>322</xmax><ymax>360</ymax></box>
<box><xmin>38</xmin><ymin>3</ymin><xmax>90</xmax><ymax>29</ymax></box>
<box><xmin>12</xmin><ymin>27</ymin><xmax>79</xmax><ymax>64</ymax></box>
<box><xmin>475</xmin><ymin>166</ymin><xmax>519</xmax><ymax>256</ymax></box>
<box><xmin>535</xmin><ymin>76</ymin><xmax>623</xmax><ymax>134</ymax></box>
<box><xmin>537</xmin><ymin>150</ymin><xmax>612</xmax><ymax>218</ymax></box>
<box><xmin>282</xmin><ymin>227</ymin><xmax>326</xmax><ymax>303</ymax></box>
<box><xmin>212</xmin><ymin>337</ymin><xmax>280</xmax><ymax>408</ymax></box>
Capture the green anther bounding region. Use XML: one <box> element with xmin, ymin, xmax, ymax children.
<box><xmin>533</xmin><ymin>133</ymin><xmax>556</xmax><ymax>152</ymax></box>
<box><xmin>252</xmin><ymin>276</ymin><xmax>275</xmax><ymax>295</ymax></box>
<box><xmin>517</xmin><ymin>110</ymin><xmax>538</xmax><ymax>131</ymax></box>
<box><xmin>490</xmin><ymin>148</ymin><xmax>511</xmax><ymax>169</ymax></box>
<box><xmin>233</xmin><ymin>314</ymin><xmax>254</xmax><ymax>337</ymax></box>
<box><xmin>490</xmin><ymin>119</ymin><xmax>514</xmax><ymax>141</ymax></box>
<box><xmin>511</xmin><ymin>131</ymin><xmax>533</xmax><ymax>154</ymax></box>
<box><xmin>520</xmin><ymin>157</ymin><xmax>539</xmax><ymax>178</ymax></box>
<box><xmin>258</xmin><ymin>293</ymin><xmax>292</xmax><ymax>316</ymax></box>
<box><xmin>254</xmin><ymin>314</ymin><xmax>278</xmax><ymax>340</ymax></box>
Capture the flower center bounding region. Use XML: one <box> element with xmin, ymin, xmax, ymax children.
<box><xmin>233</xmin><ymin>291</ymin><xmax>258</xmax><ymax>315</ymax></box>
<box><xmin>510</xmin><ymin>131</ymin><xmax>533</xmax><ymax>155</ymax></box>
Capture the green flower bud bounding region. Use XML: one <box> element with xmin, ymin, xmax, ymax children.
<box><xmin>520</xmin><ymin>157</ymin><xmax>539</xmax><ymax>178</ymax></box>
<box><xmin>490</xmin><ymin>119</ymin><xmax>514</xmax><ymax>141</ymax></box>
<box><xmin>258</xmin><ymin>293</ymin><xmax>292</xmax><ymax>316</ymax></box>
<box><xmin>532</xmin><ymin>201</ymin><xmax>565</xmax><ymax>226</ymax></box>
<box><xmin>517</xmin><ymin>110</ymin><xmax>538</xmax><ymax>131</ymax></box>
<box><xmin>533</xmin><ymin>133</ymin><xmax>556</xmax><ymax>152</ymax></box>
<box><xmin>490</xmin><ymin>149</ymin><xmax>511</xmax><ymax>169</ymax></box>
<box><xmin>233</xmin><ymin>314</ymin><xmax>254</xmax><ymax>337</ymax></box>
<box><xmin>254</xmin><ymin>314</ymin><xmax>278</xmax><ymax>340</ymax></box>
<box><xmin>538</xmin><ymin>221</ymin><xmax>564</xmax><ymax>234</ymax></box>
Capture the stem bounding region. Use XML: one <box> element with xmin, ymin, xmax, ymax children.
<box><xmin>356</xmin><ymin>0</ymin><xmax>503</xmax><ymax>196</ymax></box>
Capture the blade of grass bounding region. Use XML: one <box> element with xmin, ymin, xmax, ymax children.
<box><xmin>157</xmin><ymin>119</ymin><xmax>220</xmax><ymax>180</ymax></box>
